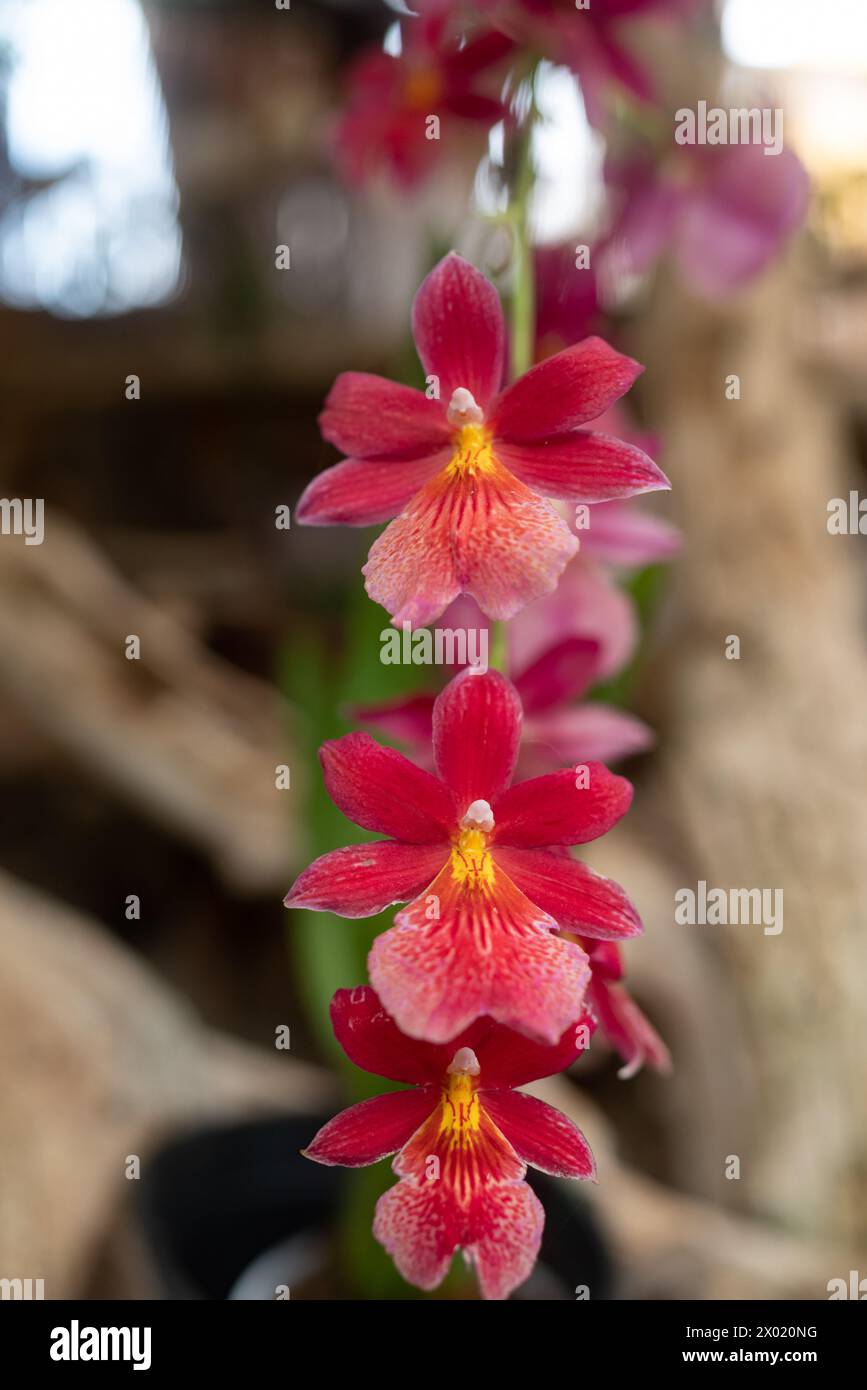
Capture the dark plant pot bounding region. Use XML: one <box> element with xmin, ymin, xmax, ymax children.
<box><xmin>138</xmin><ymin>1115</ymin><xmax>616</xmax><ymax>1300</ymax></box>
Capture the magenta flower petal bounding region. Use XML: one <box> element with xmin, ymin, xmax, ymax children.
<box><xmin>604</xmin><ymin>155</ymin><xmax>682</xmax><ymax>276</ymax></box>
<box><xmin>295</xmin><ymin>451</ymin><xmax>450</xmax><ymax>527</ymax></box>
<box><xmin>411</xmin><ymin>252</ymin><xmax>506</xmax><ymax>413</ymax></box>
<box><xmin>351</xmin><ymin>692</ymin><xmax>436</xmax><ymax>748</ymax></box>
<box><xmin>320</xmin><ymin>732</ymin><xmax>454</xmax><ymax>841</ymax></box>
<box><xmin>492</xmin><ymin>846</ymin><xmax>643</xmax><ymax>940</ymax></box>
<box><xmin>284</xmin><ymin>840</ymin><xmax>446</xmax><ymax>918</ymax></box>
<box><xmin>579</xmin><ymin>498</ymin><xmax>681</xmax><ymax>566</ymax></box>
<box><xmin>677</xmin><ymin>144</ymin><xmax>810</xmax><ymax>298</ymax></box>
<box><xmin>319</xmin><ymin>373</ymin><xmax>450</xmax><ymax>460</ymax></box>
<box><xmin>432</xmin><ymin>668</ymin><xmax>522</xmax><ymax>810</ymax></box>
<box><xmin>498</xmin><ymin>431</ymin><xmax>670</xmax><ymax>501</ymax></box>
<box><xmin>491</xmin><ymin>338</ymin><xmax>644</xmax><ymax>440</ymax></box>
<box><xmin>509</xmin><ymin>559</ymin><xmax>639</xmax><ymax>684</ymax></box>
<box><xmin>492</xmin><ymin>764</ymin><xmax>633</xmax><ymax>848</ymax></box>
<box><xmin>482</xmin><ymin>1090</ymin><xmax>596</xmax><ymax>1180</ymax></box>
<box><xmin>525</xmin><ymin>703</ymin><xmax>654</xmax><ymax>765</ymax></box>
<box><xmin>373</xmin><ymin>1167</ymin><xmax>543</xmax><ymax>1300</ymax></box>
<box><xmin>303</xmin><ymin>1089</ymin><xmax>436</xmax><ymax>1168</ymax></box>
<box><xmin>513</xmin><ymin>637</ymin><xmax>602</xmax><ymax>715</ymax></box>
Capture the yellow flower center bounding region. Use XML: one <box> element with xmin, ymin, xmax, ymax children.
<box><xmin>440</xmin><ymin>1048</ymin><xmax>481</xmax><ymax>1149</ymax></box>
<box><xmin>446</xmin><ymin>424</ymin><xmax>498</xmax><ymax>481</ymax></box>
<box><xmin>403</xmin><ymin>67</ymin><xmax>441</xmax><ymax>110</ymax></box>
<box><xmin>449</xmin><ymin>825</ymin><xmax>495</xmax><ymax>891</ymax></box>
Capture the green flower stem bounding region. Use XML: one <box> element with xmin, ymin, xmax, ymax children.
<box><xmin>507</xmin><ymin>62</ymin><xmax>541</xmax><ymax>383</ymax></box>
<box><xmin>488</xmin><ymin>620</ymin><xmax>508</xmax><ymax>674</ymax></box>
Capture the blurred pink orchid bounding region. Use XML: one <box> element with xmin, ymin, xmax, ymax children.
<box><xmin>602</xmin><ymin>140</ymin><xmax>810</xmax><ymax>298</ymax></box>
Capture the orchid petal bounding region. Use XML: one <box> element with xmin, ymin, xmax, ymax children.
<box><xmin>320</xmin><ymin>732</ymin><xmax>453</xmax><ymax>841</ymax></box>
<box><xmin>482</xmin><ymin>1090</ymin><xmax>596</xmax><ymax>1180</ymax></box>
<box><xmin>492</xmin><ymin>764</ymin><xmax>633</xmax><ymax>848</ymax></box>
<box><xmin>412</xmin><ymin>252</ymin><xmax>506</xmax><ymax>413</ymax></box>
<box><xmin>492</xmin><ymin>846</ymin><xmax>643</xmax><ymax>940</ymax></box>
<box><xmin>432</xmin><ymin>668</ymin><xmax>522</xmax><ymax>808</ymax></box>
<box><xmin>492</xmin><ymin>338</ymin><xmax>643</xmax><ymax>440</ymax></box>
<box><xmin>284</xmin><ymin>841</ymin><xmax>446</xmax><ymax>918</ymax></box>
<box><xmin>303</xmin><ymin>1089</ymin><xmax>436</xmax><ymax>1168</ymax></box>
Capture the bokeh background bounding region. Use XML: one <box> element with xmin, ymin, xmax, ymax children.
<box><xmin>1</xmin><ymin>0</ymin><xmax>866</xmax><ymax>1300</ymax></box>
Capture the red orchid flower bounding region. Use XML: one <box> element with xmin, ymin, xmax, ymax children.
<box><xmin>335</xmin><ymin>15</ymin><xmax>514</xmax><ymax>188</ymax></box>
<box><xmin>304</xmin><ymin>986</ymin><xmax>597</xmax><ymax>1299</ymax></box>
<box><xmin>297</xmin><ymin>252</ymin><xmax>668</xmax><ymax>628</ymax></box>
<box><xmin>285</xmin><ymin>668</ymin><xmax>642</xmax><ymax>1045</ymax></box>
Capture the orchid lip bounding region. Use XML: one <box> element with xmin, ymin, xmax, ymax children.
<box><xmin>446</xmin><ymin>387</ymin><xmax>484</xmax><ymax>428</ymax></box>
<box><xmin>460</xmin><ymin>798</ymin><xmax>494</xmax><ymax>832</ymax></box>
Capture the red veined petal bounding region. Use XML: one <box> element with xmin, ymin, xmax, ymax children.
<box><xmin>491</xmin><ymin>337</ymin><xmax>644</xmax><ymax>440</ymax></box>
<box><xmin>491</xmin><ymin>846</ymin><xmax>643</xmax><ymax>940</ymax></box>
<box><xmin>497</xmin><ymin>431</ymin><xmax>670</xmax><ymax>501</ymax></box>
<box><xmin>295</xmin><ymin>451</ymin><xmax>449</xmax><ymax>526</ymax></box>
<box><xmin>513</xmin><ymin>637</ymin><xmax>601</xmax><ymax>715</ymax></box>
<box><xmin>432</xmin><ymin>668</ymin><xmax>522</xmax><ymax>809</ymax></box>
<box><xmin>318</xmin><ymin>372</ymin><xmax>450</xmax><ymax>460</ymax></box>
<box><xmin>395</xmin><ymin>1098</ymin><xmax>525</xmax><ymax>1187</ymax></box>
<box><xmin>373</xmin><ymin>1172</ymin><xmax>544</xmax><ymax>1300</ymax></box>
<box><xmin>284</xmin><ymin>841</ymin><xmax>446</xmax><ymax>917</ymax></box>
<box><xmin>362</xmin><ymin>476</ymin><xmax>461</xmax><ymax>629</ymax></box>
<box><xmin>492</xmin><ymin>764</ymin><xmax>633</xmax><ymax>848</ymax></box>
<box><xmin>411</xmin><ymin>253</ymin><xmax>506</xmax><ymax>413</ymax></box>
<box><xmin>362</xmin><ymin>455</ymin><xmax>579</xmax><ymax>627</ymax></box>
<box><xmin>481</xmin><ymin>1089</ymin><xmax>596</xmax><ymax>1180</ymax></box>
<box><xmin>329</xmin><ymin>985</ymin><xmax>455</xmax><ymax>1087</ymax></box>
<box><xmin>303</xmin><ymin>1089</ymin><xmax>437</xmax><ymax>1167</ymax></box>
<box><xmin>369</xmin><ymin>860</ymin><xmax>591</xmax><ymax>1045</ymax></box>
<box><xmin>320</xmin><ymin>732</ymin><xmax>454</xmax><ymax>842</ymax></box>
